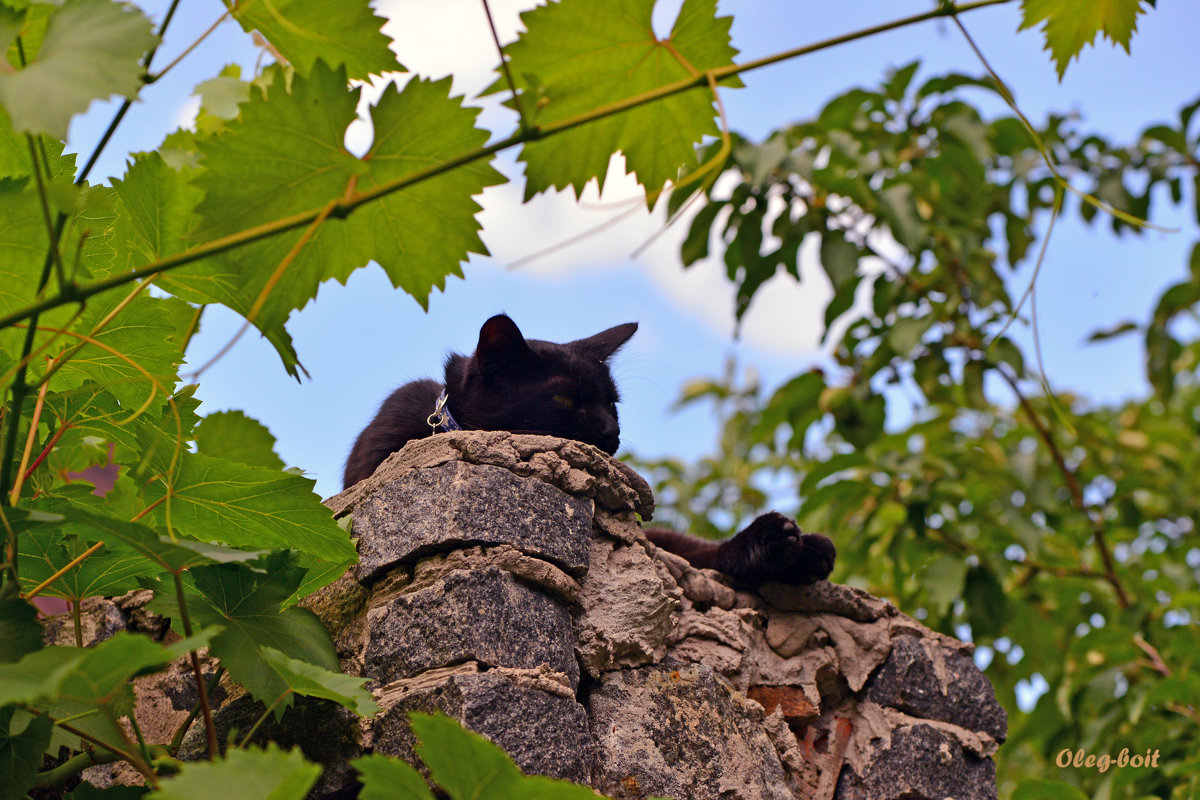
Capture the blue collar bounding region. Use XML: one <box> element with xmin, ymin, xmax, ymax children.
<box><xmin>427</xmin><ymin>389</ymin><xmax>463</xmax><ymax>433</ymax></box>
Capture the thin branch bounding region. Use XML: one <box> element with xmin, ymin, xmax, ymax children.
<box><xmin>147</xmin><ymin>8</ymin><xmax>232</xmax><ymax>86</ymax></box>
<box><xmin>169</xmin><ymin>665</ymin><xmax>225</xmax><ymax>755</ymax></box>
<box><xmin>26</xmin><ymin>136</ymin><xmax>67</xmax><ymax>289</ymax></box>
<box><xmin>995</xmin><ymin>365</ymin><xmax>1131</xmax><ymax>608</ymax></box>
<box><xmin>481</xmin><ymin>0</ymin><xmax>526</xmax><ymax>126</ymax></box>
<box><xmin>9</xmin><ymin>366</ymin><xmax>49</xmax><ymax>504</ymax></box>
<box><xmin>77</xmin><ymin>0</ymin><xmax>186</xmax><ymax>183</ymax></box>
<box><xmin>173</xmin><ymin>572</ymin><xmax>218</xmax><ymax>759</ymax></box>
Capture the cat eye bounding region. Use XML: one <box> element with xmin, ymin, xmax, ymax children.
<box><xmin>552</xmin><ymin>394</ymin><xmax>575</xmax><ymax>409</ymax></box>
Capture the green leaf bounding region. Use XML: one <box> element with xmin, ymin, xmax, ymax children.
<box><xmin>227</xmin><ymin>0</ymin><xmax>398</xmax><ymax>81</ymax></box>
<box><xmin>493</xmin><ymin>0</ymin><xmax>740</xmax><ymax>201</ymax></box>
<box><xmin>963</xmin><ymin>564</ymin><xmax>1009</xmax><ymax>638</ymax></box>
<box><xmin>0</xmin><ymin>177</ymin><xmax>79</xmax><ymax>364</ymax></box>
<box><xmin>47</xmin><ymin>293</ymin><xmax>184</xmax><ymax>413</ymax></box>
<box><xmin>194</xmin><ymin>410</ymin><xmax>286</xmax><ymax>471</ymax></box>
<box><xmin>876</xmin><ymin>183</ymin><xmax>924</xmax><ymax>252</ymax></box>
<box><xmin>144</xmin><ymin>450</ymin><xmax>354</xmax><ymax>566</ymax></box>
<box><xmin>0</xmin><ymin>631</ymin><xmax>209</xmax><ymax>708</ymax></box>
<box><xmin>354</xmin><ymin>753</ymin><xmax>436</xmax><ymax>800</ymax></box>
<box><xmin>0</xmin><ymin>592</ymin><xmax>44</xmax><ymax>663</ymax></box>
<box><xmin>259</xmin><ymin>647</ymin><xmax>378</xmax><ymax>717</ymax></box>
<box><xmin>147</xmin><ymin>744</ymin><xmax>321</xmax><ymax>800</ymax></box>
<box><xmin>185</xmin><ymin>553</ymin><xmax>340</xmax><ymax>709</ymax></box>
<box><xmin>107</xmin><ymin>151</ymin><xmax>202</xmax><ymax>281</ymax></box>
<box><xmin>411</xmin><ymin>712</ymin><xmax>602</xmax><ymax>800</ymax></box>
<box><xmin>1085</xmin><ymin>319</ymin><xmax>1139</xmax><ymax>343</ymax></box>
<box><xmin>351</xmin><ymin>76</ymin><xmax>505</xmax><ymax>306</ymax></box>
<box><xmin>0</xmin><ymin>0</ymin><xmax>157</xmax><ymax>138</ymax></box>
<box><xmin>1019</xmin><ymin>0</ymin><xmax>1148</xmax><ymax>80</ymax></box>
<box><xmin>66</xmin><ymin>786</ymin><xmax>149</xmax><ymax>800</ymax></box>
<box><xmin>0</xmin><ymin>705</ymin><xmax>52</xmax><ymax>800</ymax></box>
<box><xmin>17</xmin><ymin>528</ymin><xmax>160</xmax><ymax>603</ymax></box>
<box><xmin>185</xmin><ymin>64</ymin><xmax>502</xmax><ymax>374</ymax></box>
<box><xmin>28</xmin><ymin>501</ymin><xmax>268</xmax><ymax>574</ymax></box>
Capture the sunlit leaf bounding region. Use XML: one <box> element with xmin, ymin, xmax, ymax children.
<box><xmin>0</xmin><ymin>0</ymin><xmax>157</xmax><ymax>138</ymax></box>
<box><xmin>1019</xmin><ymin>0</ymin><xmax>1148</xmax><ymax>80</ymax></box>
<box><xmin>260</xmin><ymin>646</ymin><xmax>378</xmax><ymax>716</ymax></box>
<box><xmin>194</xmin><ymin>410</ymin><xmax>286</xmax><ymax>471</ymax></box>
<box><xmin>492</xmin><ymin>0</ymin><xmax>740</xmax><ymax>202</ymax></box>
<box><xmin>226</xmin><ymin>0</ymin><xmax>398</xmax><ymax>80</ymax></box>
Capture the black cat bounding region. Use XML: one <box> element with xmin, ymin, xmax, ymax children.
<box><xmin>343</xmin><ymin>314</ymin><xmax>835</xmax><ymax>585</ymax></box>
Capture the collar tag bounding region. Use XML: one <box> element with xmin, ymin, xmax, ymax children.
<box><xmin>428</xmin><ymin>390</ymin><xmax>463</xmax><ymax>434</ymax></box>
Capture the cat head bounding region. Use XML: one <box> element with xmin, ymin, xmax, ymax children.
<box><xmin>443</xmin><ymin>314</ymin><xmax>637</xmax><ymax>454</ymax></box>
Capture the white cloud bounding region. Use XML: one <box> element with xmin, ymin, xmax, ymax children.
<box><xmin>369</xmin><ymin>0</ymin><xmax>831</xmax><ymax>356</ymax></box>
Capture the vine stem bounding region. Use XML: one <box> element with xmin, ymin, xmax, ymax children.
<box><xmin>23</xmin><ymin>708</ymin><xmax>159</xmax><ymax>788</ymax></box>
<box><xmin>995</xmin><ymin>365</ymin><xmax>1131</xmax><ymax>608</ymax></box>
<box><xmin>23</xmin><ymin>541</ymin><xmax>104</xmax><ymax>600</ymax></box>
<box><xmin>0</xmin><ymin>0</ymin><xmax>1015</xmax><ymax>336</ymax></box>
<box><xmin>172</xmin><ymin>572</ymin><xmax>218</xmax><ymax>759</ymax></box>
<box><xmin>8</xmin><ymin>365</ymin><xmax>49</xmax><ymax>504</ymax></box>
<box><xmin>76</xmin><ymin>0</ymin><xmax>185</xmax><ymax>184</ymax></box>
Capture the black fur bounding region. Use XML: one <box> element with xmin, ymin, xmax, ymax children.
<box><xmin>343</xmin><ymin>314</ymin><xmax>634</xmax><ymax>487</ymax></box>
<box><xmin>343</xmin><ymin>315</ymin><xmax>836</xmax><ymax>585</ymax></box>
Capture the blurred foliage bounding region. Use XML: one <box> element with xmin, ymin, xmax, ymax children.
<box><xmin>634</xmin><ymin>66</ymin><xmax>1200</xmax><ymax>799</ymax></box>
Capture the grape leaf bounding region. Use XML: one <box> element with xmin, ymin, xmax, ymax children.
<box><xmin>353</xmin><ymin>753</ymin><xmax>436</xmax><ymax>800</ymax></box>
<box><xmin>0</xmin><ymin>0</ymin><xmax>157</xmax><ymax>138</ymax></box>
<box><xmin>0</xmin><ymin>585</ymin><xmax>44</xmax><ymax>663</ymax></box>
<box><xmin>143</xmin><ymin>450</ymin><xmax>355</xmax><ymax>565</ymax></box>
<box><xmin>412</xmin><ymin>712</ymin><xmax>604</xmax><ymax>800</ymax></box>
<box><xmin>47</xmin><ymin>293</ymin><xmax>185</xmax><ymax>413</ymax></box>
<box><xmin>0</xmin><ymin>705</ymin><xmax>52</xmax><ymax>800</ymax></box>
<box><xmin>17</xmin><ymin>528</ymin><xmax>160</xmax><ymax>603</ymax></box>
<box><xmin>1019</xmin><ymin>0</ymin><xmax>1148</xmax><ymax>80</ymax></box>
<box><xmin>186</xmin><ymin>63</ymin><xmax>502</xmax><ymax>375</ymax></box>
<box><xmin>490</xmin><ymin>0</ymin><xmax>740</xmax><ymax>201</ymax></box>
<box><xmin>195</xmin><ymin>410</ymin><xmax>286</xmax><ymax>471</ymax></box>
<box><xmin>25</xmin><ymin>500</ymin><xmax>268</xmax><ymax>574</ymax></box>
<box><xmin>350</xmin><ymin>75</ymin><xmax>504</xmax><ymax>303</ymax></box>
<box><xmin>260</xmin><ymin>646</ymin><xmax>378</xmax><ymax>716</ymax></box>
<box><xmin>147</xmin><ymin>744</ymin><xmax>321</xmax><ymax>800</ymax></box>
<box><xmin>108</xmin><ymin>152</ymin><xmax>202</xmax><ymax>278</ymax></box>
<box><xmin>0</xmin><ymin>177</ymin><xmax>79</xmax><ymax>364</ymax></box>
<box><xmin>226</xmin><ymin>0</ymin><xmax>399</xmax><ymax>81</ymax></box>
<box><xmin>182</xmin><ymin>554</ymin><xmax>340</xmax><ymax>710</ymax></box>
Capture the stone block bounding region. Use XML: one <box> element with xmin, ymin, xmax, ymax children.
<box><xmin>836</xmin><ymin>723</ymin><xmax>998</xmax><ymax>800</ymax></box>
<box><xmin>354</xmin><ymin>460</ymin><xmax>593</xmax><ymax>583</ymax></box>
<box><xmin>587</xmin><ymin>662</ymin><xmax>795</xmax><ymax>800</ymax></box>
<box><xmin>372</xmin><ymin>670</ymin><xmax>591</xmax><ymax>784</ymax></box>
<box><xmin>363</xmin><ymin>566</ymin><xmax>579</xmax><ymax>689</ymax></box>
<box><xmin>864</xmin><ymin>635</ymin><xmax>1007</xmax><ymax>742</ymax></box>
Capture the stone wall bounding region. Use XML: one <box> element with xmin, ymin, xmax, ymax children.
<box><xmin>56</xmin><ymin>431</ymin><xmax>1006</xmax><ymax>798</ymax></box>
<box><xmin>313</xmin><ymin>431</ymin><xmax>1006</xmax><ymax>800</ymax></box>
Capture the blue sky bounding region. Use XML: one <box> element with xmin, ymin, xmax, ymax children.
<box><xmin>68</xmin><ymin>1</ymin><xmax>1200</xmax><ymax>500</ymax></box>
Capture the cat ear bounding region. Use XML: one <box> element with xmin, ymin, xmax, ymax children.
<box><xmin>475</xmin><ymin>314</ymin><xmax>536</xmax><ymax>375</ymax></box>
<box><xmin>572</xmin><ymin>322</ymin><xmax>638</xmax><ymax>362</ymax></box>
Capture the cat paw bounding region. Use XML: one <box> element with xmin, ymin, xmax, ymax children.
<box><xmin>725</xmin><ymin>511</ymin><xmax>836</xmax><ymax>585</ymax></box>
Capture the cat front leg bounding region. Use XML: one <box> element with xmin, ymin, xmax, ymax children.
<box><xmin>646</xmin><ymin>512</ymin><xmax>835</xmax><ymax>586</ymax></box>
